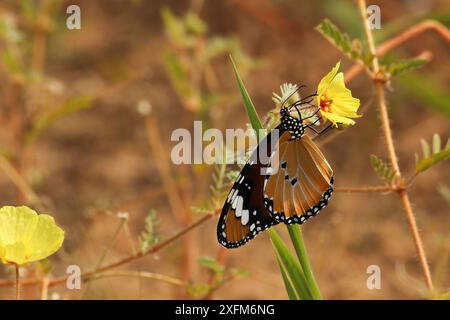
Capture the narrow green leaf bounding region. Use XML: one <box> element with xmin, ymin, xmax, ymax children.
<box><xmin>275</xmin><ymin>254</ymin><xmax>299</xmax><ymax>300</ymax></box>
<box><xmin>421</xmin><ymin>139</ymin><xmax>430</xmax><ymax>158</ymax></box>
<box><xmin>268</xmin><ymin>228</ymin><xmax>312</xmax><ymax>300</ymax></box>
<box><xmin>229</xmin><ymin>55</ymin><xmax>264</xmax><ymax>141</ymax></box>
<box><xmin>25</xmin><ymin>96</ymin><xmax>92</xmax><ymax>144</ymax></box>
<box><xmin>287</xmin><ymin>225</ymin><xmax>322</xmax><ymax>299</ymax></box>
<box><xmin>432</xmin><ymin>133</ymin><xmax>441</xmax><ymax>154</ymax></box>
<box><xmin>162</xmin><ymin>50</ymin><xmax>197</xmax><ymax>102</ymax></box>
<box><xmin>197</xmin><ymin>256</ymin><xmax>225</xmax><ymax>274</ymax></box>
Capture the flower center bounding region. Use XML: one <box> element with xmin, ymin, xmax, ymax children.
<box><xmin>320</xmin><ymin>95</ymin><xmax>333</xmax><ymax>113</ymax></box>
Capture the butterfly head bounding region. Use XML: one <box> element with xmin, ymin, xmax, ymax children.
<box><xmin>280</xmin><ymin>106</ymin><xmax>305</xmax><ymax>140</ymax></box>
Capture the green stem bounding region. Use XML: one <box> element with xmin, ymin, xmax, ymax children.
<box><xmin>287</xmin><ymin>225</ymin><xmax>322</xmax><ymax>299</ymax></box>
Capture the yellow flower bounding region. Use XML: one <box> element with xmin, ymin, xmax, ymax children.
<box><xmin>0</xmin><ymin>206</ymin><xmax>64</xmax><ymax>265</ymax></box>
<box><xmin>316</xmin><ymin>61</ymin><xmax>361</xmax><ymax>127</ymax></box>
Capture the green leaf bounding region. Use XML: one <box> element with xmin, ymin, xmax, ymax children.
<box><xmin>229</xmin><ymin>55</ymin><xmax>264</xmax><ymax>141</ymax></box>
<box><xmin>416</xmin><ymin>134</ymin><xmax>450</xmax><ymax>173</ymax></box>
<box><xmin>197</xmin><ymin>256</ymin><xmax>225</xmax><ymax>274</ymax></box>
<box><xmin>421</xmin><ymin>139</ymin><xmax>431</xmax><ymax>158</ymax></box>
<box><xmin>162</xmin><ymin>50</ymin><xmax>199</xmax><ymax>107</ymax></box>
<box><xmin>268</xmin><ymin>228</ymin><xmax>312</xmax><ymax>300</ymax></box>
<box><xmin>416</xmin><ymin>149</ymin><xmax>450</xmax><ymax>173</ymax></box>
<box><xmin>385</xmin><ymin>58</ymin><xmax>428</xmax><ymax>78</ymax></box>
<box><xmin>275</xmin><ymin>254</ymin><xmax>299</xmax><ymax>300</ymax></box>
<box><xmin>316</xmin><ymin>18</ymin><xmax>370</xmax><ymax>64</ymax></box>
<box><xmin>432</xmin><ymin>133</ymin><xmax>441</xmax><ymax>154</ymax></box>
<box><xmin>370</xmin><ymin>154</ymin><xmax>396</xmax><ymax>183</ymax></box>
<box><xmin>184</xmin><ymin>12</ymin><xmax>207</xmax><ymax>35</ymax></box>
<box><xmin>229</xmin><ymin>267</ymin><xmax>250</xmax><ymax>278</ymax></box>
<box><xmin>25</xmin><ymin>96</ymin><xmax>92</xmax><ymax>144</ymax></box>
<box><xmin>161</xmin><ymin>7</ymin><xmax>195</xmax><ymax>47</ymax></box>
<box><xmin>139</xmin><ymin>210</ymin><xmax>161</xmax><ymax>252</ymax></box>
<box><xmin>1</xmin><ymin>49</ymin><xmax>22</xmax><ymax>74</ymax></box>
<box><xmin>186</xmin><ymin>283</ymin><xmax>210</xmax><ymax>299</ymax></box>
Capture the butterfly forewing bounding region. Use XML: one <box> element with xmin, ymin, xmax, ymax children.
<box><xmin>217</xmin><ymin>130</ymin><xmax>281</xmax><ymax>248</ymax></box>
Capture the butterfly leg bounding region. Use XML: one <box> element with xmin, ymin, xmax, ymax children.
<box><xmin>306</xmin><ymin>122</ymin><xmax>335</xmax><ymax>136</ymax></box>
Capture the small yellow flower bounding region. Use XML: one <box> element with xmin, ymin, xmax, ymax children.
<box><xmin>317</xmin><ymin>62</ymin><xmax>361</xmax><ymax>127</ymax></box>
<box><xmin>0</xmin><ymin>206</ymin><xmax>64</xmax><ymax>265</ymax></box>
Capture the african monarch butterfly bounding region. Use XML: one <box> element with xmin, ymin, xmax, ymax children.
<box><xmin>217</xmin><ymin>93</ymin><xmax>334</xmax><ymax>248</ymax></box>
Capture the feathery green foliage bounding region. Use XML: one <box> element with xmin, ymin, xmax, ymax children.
<box><xmin>316</xmin><ymin>18</ymin><xmax>373</xmax><ymax>65</ymax></box>
<box><xmin>385</xmin><ymin>58</ymin><xmax>429</xmax><ymax>78</ymax></box>
<box><xmin>370</xmin><ymin>154</ymin><xmax>396</xmax><ymax>183</ymax></box>
<box><xmin>416</xmin><ymin>134</ymin><xmax>450</xmax><ymax>173</ymax></box>
<box><xmin>139</xmin><ymin>210</ymin><xmax>161</xmax><ymax>252</ymax></box>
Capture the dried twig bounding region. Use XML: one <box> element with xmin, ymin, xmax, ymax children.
<box><xmin>357</xmin><ymin>0</ymin><xmax>435</xmax><ymax>293</ymax></box>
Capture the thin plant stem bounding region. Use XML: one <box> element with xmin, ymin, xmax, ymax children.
<box><xmin>87</xmin><ymin>270</ymin><xmax>187</xmax><ymax>287</ymax></box>
<box><xmin>41</xmin><ymin>277</ymin><xmax>49</xmax><ymax>300</ymax></box>
<box><xmin>0</xmin><ymin>156</ymin><xmax>44</xmax><ymax>210</ymax></box>
<box><xmin>145</xmin><ymin>116</ymin><xmax>194</xmax><ymax>282</ymax></box>
<box><xmin>15</xmin><ymin>264</ymin><xmax>20</xmax><ymax>300</ymax></box>
<box><xmin>357</xmin><ymin>0</ymin><xmax>434</xmax><ymax>293</ymax></box>
<box><xmin>334</xmin><ymin>186</ymin><xmax>394</xmax><ymax>193</ymax></box>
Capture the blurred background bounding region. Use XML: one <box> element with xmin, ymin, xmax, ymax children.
<box><xmin>0</xmin><ymin>0</ymin><xmax>449</xmax><ymax>299</ymax></box>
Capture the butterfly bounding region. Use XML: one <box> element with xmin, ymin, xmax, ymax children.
<box><xmin>217</xmin><ymin>94</ymin><xmax>334</xmax><ymax>248</ymax></box>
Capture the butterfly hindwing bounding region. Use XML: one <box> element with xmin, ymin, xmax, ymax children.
<box><xmin>264</xmin><ymin>132</ymin><xmax>334</xmax><ymax>224</ymax></box>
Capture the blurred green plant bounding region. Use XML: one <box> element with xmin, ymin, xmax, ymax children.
<box><xmin>139</xmin><ymin>210</ymin><xmax>161</xmax><ymax>252</ymax></box>
<box><xmin>0</xmin><ymin>3</ymin><xmax>94</xmax><ymax>204</ymax></box>
<box><xmin>316</xmin><ymin>18</ymin><xmax>373</xmax><ymax>66</ymax></box>
<box><xmin>161</xmin><ymin>7</ymin><xmax>264</xmax><ymax>116</ymax></box>
<box><xmin>186</xmin><ymin>255</ymin><xmax>249</xmax><ymax>299</ymax></box>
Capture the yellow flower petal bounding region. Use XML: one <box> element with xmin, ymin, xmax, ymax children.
<box><xmin>317</xmin><ymin>61</ymin><xmax>340</xmax><ymax>98</ymax></box>
<box><xmin>321</xmin><ymin>111</ymin><xmax>356</xmax><ymax>127</ymax></box>
<box><xmin>316</xmin><ymin>61</ymin><xmax>361</xmax><ymax>126</ymax></box>
<box><xmin>0</xmin><ymin>206</ymin><xmax>64</xmax><ymax>265</ymax></box>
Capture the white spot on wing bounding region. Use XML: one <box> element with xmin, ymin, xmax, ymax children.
<box><xmin>235</xmin><ymin>196</ymin><xmax>243</xmax><ymax>217</ymax></box>
<box><xmin>241</xmin><ymin>209</ymin><xmax>249</xmax><ymax>225</ymax></box>
<box><xmin>231</xmin><ymin>195</ymin><xmax>239</xmax><ymax>209</ymax></box>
